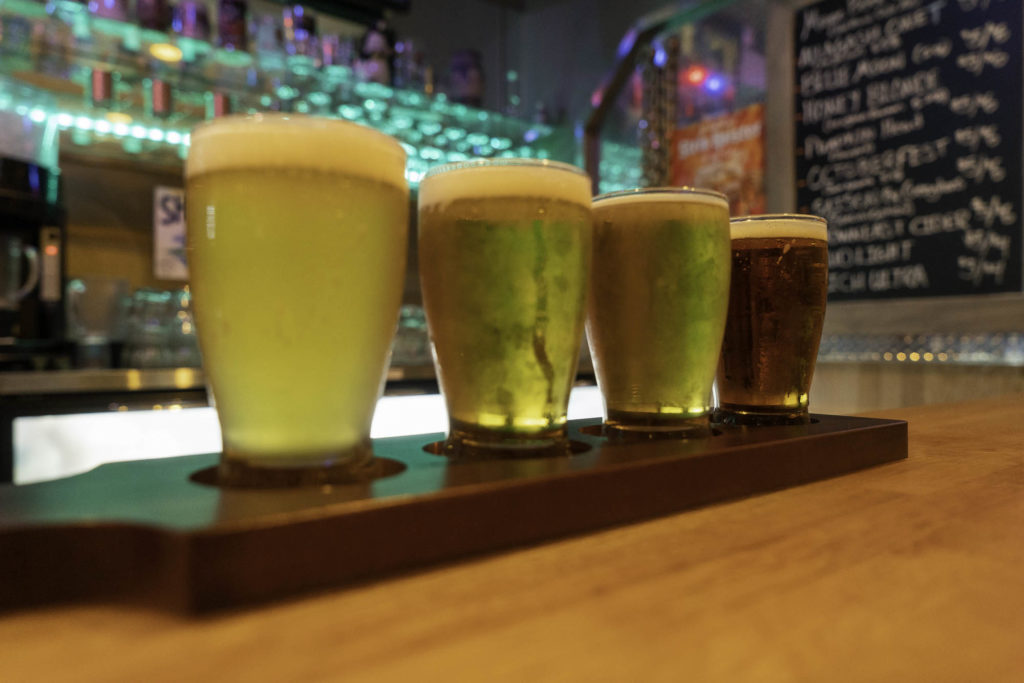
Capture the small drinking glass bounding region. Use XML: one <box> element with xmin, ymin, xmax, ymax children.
<box><xmin>587</xmin><ymin>187</ymin><xmax>731</xmax><ymax>438</ymax></box>
<box><xmin>418</xmin><ymin>159</ymin><xmax>592</xmax><ymax>458</ymax></box>
<box><xmin>716</xmin><ymin>214</ymin><xmax>829</xmax><ymax>425</ymax></box>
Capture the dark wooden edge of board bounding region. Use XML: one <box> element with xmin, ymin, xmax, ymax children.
<box><xmin>0</xmin><ymin>414</ymin><xmax>907</xmax><ymax>614</ymax></box>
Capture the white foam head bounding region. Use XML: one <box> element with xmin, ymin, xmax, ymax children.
<box><xmin>593</xmin><ymin>186</ymin><xmax>728</xmax><ymax>210</ymax></box>
<box><xmin>418</xmin><ymin>159</ymin><xmax>591</xmax><ymax>209</ymax></box>
<box><xmin>185</xmin><ymin>114</ymin><xmax>407</xmax><ymax>190</ymax></box>
<box><xmin>730</xmin><ymin>214</ymin><xmax>828</xmax><ymax>241</ymax></box>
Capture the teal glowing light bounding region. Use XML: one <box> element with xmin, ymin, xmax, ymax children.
<box><xmin>338</xmin><ymin>105</ymin><xmax>363</xmax><ymax>120</ymax></box>
<box><xmin>112</xmin><ymin>122</ymin><xmax>130</xmax><ymax>137</ymax></box>
<box><xmin>466</xmin><ymin>133</ymin><xmax>489</xmax><ymax>147</ymax></box>
<box><xmin>94</xmin><ymin>120</ymin><xmax>112</xmax><ymax>134</ymax></box>
<box><xmin>419</xmin><ymin>147</ymin><xmax>443</xmax><ymax>161</ymax></box>
<box><xmin>307</xmin><ymin>92</ymin><xmax>331</xmax><ymax>107</ymax></box>
<box><xmin>147</xmin><ymin>128</ymin><xmax>164</xmax><ymax>142</ymax></box>
<box><xmin>355</xmin><ymin>82</ymin><xmax>393</xmax><ymax>100</ymax></box>
<box><xmin>396</xmin><ymin>91</ymin><xmax>425</xmax><ymax>107</ymax></box>
<box><xmin>215</xmin><ymin>48</ymin><xmax>253</xmax><ymax>68</ymax></box>
<box><xmin>131</xmin><ymin>125</ymin><xmax>148</xmax><ymax>139</ymax></box>
<box><xmin>56</xmin><ymin>113</ymin><xmax>75</xmax><ymax>128</ymax></box>
<box><xmin>444</xmin><ymin>127</ymin><xmax>466</xmax><ymax>140</ymax></box>
<box><xmin>490</xmin><ymin>137</ymin><xmax>512</xmax><ymax>150</ymax></box>
<box><xmin>418</xmin><ymin>121</ymin><xmax>442</xmax><ymax>136</ymax></box>
<box><xmin>75</xmin><ymin>117</ymin><xmax>94</xmax><ymax>131</ymax></box>
<box><xmin>166</xmin><ymin>131</ymin><xmax>183</xmax><ymax>145</ymax></box>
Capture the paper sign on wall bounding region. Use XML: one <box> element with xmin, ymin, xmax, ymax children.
<box><xmin>671</xmin><ymin>103</ymin><xmax>766</xmax><ymax>216</ymax></box>
<box><xmin>153</xmin><ymin>186</ymin><xmax>188</xmax><ymax>281</ymax></box>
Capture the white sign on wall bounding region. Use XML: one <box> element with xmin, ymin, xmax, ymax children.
<box><xmin>153</xmin><ymin>186</ymin><xmax>188</xmax><ymax>281</ymax></box>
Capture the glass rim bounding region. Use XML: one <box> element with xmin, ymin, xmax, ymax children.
<box><xmin>593</xmin><ymin>186</ymin><xmax>728</xmax><ymax>204</ymax></box>
<box><xmin>423</xmin><ymin>157</ymin><xmax>589</xmax><ymax>181</ymax></box>
<box><xmin>190</xmin><ymin>112</ymin><xmax>406</xmax><ymax>154</ymax></box>
<box><xmin>730</xmin><ymin>213</ymin><xmax>827</xmax><ymax>225</ymax></box>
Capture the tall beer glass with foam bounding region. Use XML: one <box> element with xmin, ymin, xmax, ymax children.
<box><xmin>186</xmin><ymin>114</ymin><xmax>408</xmax><ymax>485</ymax></box>
<box><xmin>418</xmin><ymin>159</ymin><xmax>592</xmax><ymax>458</ymax></box>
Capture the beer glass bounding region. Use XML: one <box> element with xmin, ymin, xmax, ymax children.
<box><xmin>185</xmin><ymin>114</ymin><xmax>408</xmax><ymax>485</ymax></box>
<box><xmin>587</xmin><ymin>187</ymin><xmax>731</xmax><ymax>437</ymax></box>
<box><xmin>418</xmin><ymin>159</ymin><xmax>592</xmax><ymax>457</ymax></box>
<box><xmin>716</xmin><ymin>214</ymin><xmax>828</xmax><ymax>425</ymax></box>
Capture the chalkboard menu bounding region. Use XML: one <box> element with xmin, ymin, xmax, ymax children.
<box><xmin>795</xmin><ymin>0</ymin><xmax>1023</xmax><ymax>300</ymax></box>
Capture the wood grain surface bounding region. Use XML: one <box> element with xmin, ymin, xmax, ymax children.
<box><xmin>1</xmin><ymin>395</ymin><xmax>1021</xmax><ymax>682</ymax></box>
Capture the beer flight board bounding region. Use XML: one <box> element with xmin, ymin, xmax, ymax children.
<box><xmin>794</xmin><ymin>0</ymin><xmax>1023</xmax><ymax>300</ymax></box>
<box><xmin>0</xmin><ymin>416</ymin><xmax>906</xmax><ymax>613</ymax></box>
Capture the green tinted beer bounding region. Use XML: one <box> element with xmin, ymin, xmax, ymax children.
<box><xmin>588</xmin><ymin>188</ymin><xmax>731</xmax><ymax>436</ymax></box>
<box><xmin>418</xmin><ymin>159</ymin><xmax>592</xmax><ymax>456</ymax></box>
<box><xmin>186</xmin><ymin>114</ymin><xmax>408</xmax><ymax>485</ymax></box>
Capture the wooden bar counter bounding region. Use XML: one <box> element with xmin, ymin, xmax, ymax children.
<box><xmin>1</xmin><ymin>395</ymin><xmax>1022</xmax><ymax>681</ymax></box>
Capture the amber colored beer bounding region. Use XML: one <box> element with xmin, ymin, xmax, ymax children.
<box><xmin>588</xmin><ymin>188</ymin><xmax>731</xmax><ymax>437</ymax></box>
<box><xmin>186</xmin><ymin>114</ymin><xmax>408</xmax><ymax>485</ymax></box>
<box><xmin>716</xmin><ymin>215</ymin><xmax>828</xmax><ymax>425</ymax></box>
<box><xmin>418</xmin><ymin>159</ymin><xmax>592</xmax><ymax>457</ymax></box>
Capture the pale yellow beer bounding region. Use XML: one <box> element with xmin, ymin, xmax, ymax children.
<box><xmin>418</xmin><ymin>159</ymin><xmax>592</xmax><ymax>456</ymax></box>
<box><xmin>185</xmin><ymin>114</ymin><xmax>408</xmax><ymax>484</ymax></box>
<box><xmin>588</xmin><ymin>188</ymin><xmax>731</xmax><ymax>437</ymax></box>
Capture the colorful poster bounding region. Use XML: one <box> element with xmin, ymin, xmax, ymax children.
<box><xmin>671</xmin><ymin>103</ymin><xmax>765</xmax><ymax>216</ymax></box>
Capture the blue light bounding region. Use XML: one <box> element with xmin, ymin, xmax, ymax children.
<box><xmin>653</xmin><ymin>45</ymin><xmax>667</xmax><ymax>68</ymax></box>
<box><xmin>706</xmin><ymin>75</ymin><xmax>725</xmax><ymax>93</ymax></box>
<box><xmin>617</xmin><ymin>29</ymin><xmax>637</xmax><ymax>58</ymax></box>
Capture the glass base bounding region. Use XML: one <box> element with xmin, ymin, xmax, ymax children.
<box><xmin>218</xmin><ymin>440</ymin><xmax>378</xmax><ymax>488</ymax></box>
<box><xmin>604</xmin><ymin>410</ymin><xmax>712</xmax><ymax>439</ymax></box>
<box><xmin>443</xmin><ymin>419</ymin><xmax>571</xmax><ymax>459</ymax></box>
<box><xmin>714</xmin><ymin>405</ymin><xmax>810</xmax><ymax>426</ymax></box>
